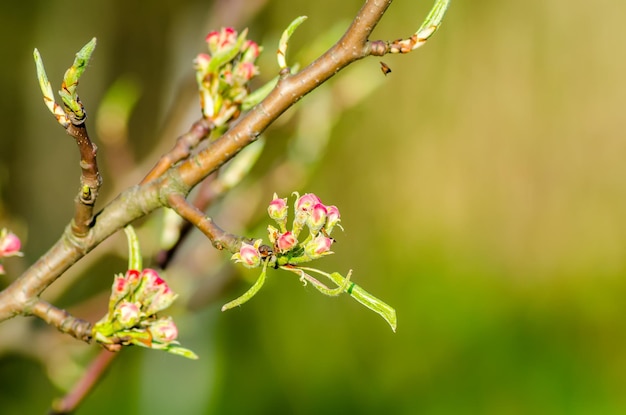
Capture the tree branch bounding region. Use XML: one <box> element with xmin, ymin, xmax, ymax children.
<box><xmin>49</xmin><ymin>350</ymin><xmax>117</xmax><ymax>414</ymax></box>
<box><xmin>30</xmin><ymin>300</ymin><xmax>92</xmax><ymax>342</ymax></box>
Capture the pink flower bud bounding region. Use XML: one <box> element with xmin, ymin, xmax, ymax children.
<box><xmin>268</xmin><ymin>194</ymin><xmax>288</xmax><ymax>222</ymax></box>
<box><xmin>205</xmin><ymin>30</ymin><xmax>219</xmax><ymax>45</ymax></box>
<box><xmin>305</xmin><ymin>234</ymin><xmax>333</xmax><ymax>259</ymax></box>
<box><xmin>115</xmin><ymin>301</ymin><xmax>141</xmax><ymax>327</ymax></box>
<box><xmin>110</xmin><ymin>275</ymin><xmax>130</xmax><ymax>304</ymax></box>
<box><xmin>206</xmin><ymin>27</ymin><xmax>238</xmax><ymax>54</ymax></box>
<box><xmin>324</xmin><ymin>205</ymin><xmax>341</xmax><ymax>234</ymax></box>
<box><xmin>276</xmin><ymin>231</ymin><xmax>298</xmax><ymax>253</ymax></box>
<box><xmin>194</xmin><ymin>53</ymin><xmax>211</xmax><ymax>71</ymax></box>
<box><xmin>142</xmin><ymin>268</ymin><xmax>166</xmax><ymax>290</ymax></box>
<box><xmin>233</xmin><ymin>62</ymin><xmax>257</xmax><ymax>82</ymax></box>
<box><xmin>133</xmin><ymin>269</ymin><xmax>174</xmax><ymax>307</ymax></box>
<box><xmin>307</xmin><ymin>203</ymin><xmax>328</xmax><ymax>234</ymax></box>
<box><xmin>0</xmin><ymin>230</ymin><xmax>22</xmax><ymax>257</ymax></box>
<box><xmin>241</xmin><ymin>40</ymin><xmax>261</xmax><ymax>62</ymax></box>
<box><xmin>295</xmin><ymin>193</ymin><xmax>322</xmax><ymax>213</ymax></box>
<box><xmin>149</xmin><ymin>318</ymin><xmax>179</xmax><ymax>343</ymax></box>
<box><xmin>144</xmin><ymin>285</ymin><xmax>178</xmax><ymax>316</ymax></box>
<box><xmin>232</xmin><ymin>241</ymin><xmax>261</xmax><ymax>268</ymax></box>
<box><xmin>125</xmin><ymin>269</ymin><xmax>141</xmax><ymax>284</ymax></box>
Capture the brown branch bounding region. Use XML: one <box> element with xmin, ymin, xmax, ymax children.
<box><xmin>167</xmin><ymin>192</ymin><xmax>248</xmax><ymax>253</ymax></box>
<box><xmin>49</xmin><ymin>350</ymin><xmax>117</xmax><ymax>414</ymax></box>
<box><xmin>141</xmin><ymin>117</ymin><xmax>215</xmax><ymax>184</ymax></box>
<box><xmin>155</xmin><ymin>172</ymin><xmax>219</xmax><ymax>268</ymax></box>
<box><xmin>66</xmin><ymin>119</ymin><xmax>102</xmax><ymax>237</ymax></box>
<box><xmin>30</xmin><ymin>299</ymin><xmax>92</xmax><ymax>342</ymax></box>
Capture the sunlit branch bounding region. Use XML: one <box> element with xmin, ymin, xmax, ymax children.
<box><xmin>141</xmin><ymin>117</ymin><xmax>215</xmax><ymax>184</ymax></box>
<box><xmin>30</xmin><ymin>300</ymin><xmax>92</xmax><ymax>342</ymax></box>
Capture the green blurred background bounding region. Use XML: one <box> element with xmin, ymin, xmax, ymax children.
<box><xmin>2</xmin><ymin>0</ymin><xmax>626</xmax><ymax>413</ymax></box>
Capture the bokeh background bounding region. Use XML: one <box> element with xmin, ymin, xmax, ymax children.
<box><xmin>2</xmin><ymin>0</ymin><xmax>626</xmax><ymax>413</ymax></box>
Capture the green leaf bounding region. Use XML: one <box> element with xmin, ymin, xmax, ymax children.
<box><xmin>124</xmin><ymin>225</ymin><xmax>142</xmax><ymax>271</ymax></box>
<box><xmin>222</xmin><ymin>261</ymin><xmax>268</xmax><ymax>311</ymax></box>
<box><xmin>277</xmin><ymin>16</ymin><xmax>308</xmax><ymax>69</ymax></box>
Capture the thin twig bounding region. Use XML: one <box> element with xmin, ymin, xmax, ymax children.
<box><xmin>30</xmin><ymin>300</ymin><xmax>92</xmax><ymax>342</ymax></box>
<box><xmin>141</xmin><ymin>117</ymin><xmax>214</xmax><ymax>184</ymax></box>
<box><xmin>66</xmin><ymin>120</ymin><xmax>102</xmax><ymax>236</ymax></box>
<box><xmin>49</xmin><ymin>350</ymin><xmax>117</xmax><ymax>414</ymax></box>
<box><xmin>167</xmin><ymin>193</ymin><xmax>248</xmax><ymax>252</ymax></box>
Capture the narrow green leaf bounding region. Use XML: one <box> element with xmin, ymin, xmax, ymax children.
<box><xmin>347</xmin><ymin>283</ymin><xmax>397</xmax><ymax>332</ymax></box>
<box><xmin>222</xmin><ymin>261</ymin><xmax>268</xmax><ymax>311</ymax></box>
<box><xmin>124</xmin><ymin>225</ymin><xmax>142</xmax><ymax>271</ymax></box>
<box><xmin>277</xmin><ymin>16</ymin><xmax>308</xmax><ymax>69</ymax></box>
<box><xmin>324</xmin><ymin>269</ymin><xmax>397</xmax><ymax>332</ymax></box>
<box><xmin>164</xmin><ymin>345</ymin><xmax>199</xmax><ymax>360</ymax></box>
<box><xmin>33</xmin><ymin>48</ymin><xmax>69</xmax><ymax>127</ymax></box>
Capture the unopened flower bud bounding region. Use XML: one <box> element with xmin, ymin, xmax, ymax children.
<box><xmin>268</xmin><ymin>194</ymin><xmax>288</xmax><ymax>223</ymax></box>
<box><xmin>324</xmin><ymin>205</ymin><xmax>341</xmax><ymax>234</ymax></box>
<box><xmin>241</xmin><ymin>40</ymin><xmax>261</xmax><ymax>62</ymax></box>
<box><xmin>276</xmin><ymin>231</ymin><xmax>298</xmax><ymax>253</ymax></box>
<box><xmin>307</xmin><ymin>203</ymin><xmax>328</xmax><ymax>235</ymax></box>
<box><xmin>115</xmin><ymin>301</ymin><xmax>141</xmax><ymax>328</ymax></box>
<box><xmin>194</xmin><ymin>53</ymin><xmax>211</xmax><ymax>72</ymax></box>
<box><xmin>124</xmin><ymin>269</ymin><xmax>142</xmax><ymax>293</ymax></box>
<box><xmin>0</xmin><ymin>230</ymin><xmax>22</xmax><ymax>257</ymax></box>
<box><xmin>149</xmin><ymin>318</ymin><xmax>179</xmax><ymax>343</ymax></box>
<box><xmin>206</xmin><ymin>27</ymin><xmax>237</xmax><ymax>55</ymax></box>
<box><xmin>304</xmin><ymin>234</ymin><xmax>333</xmax><ymax>259</ymax></box>
<box><xmin>295</xmin><ymin>193</ymin><xmax>322</xmax><ymax>213</ymax></box>
<box><xmin>135</xmin><ymin>269</ymin><xmax>166</xmax><ymax>300</ymax></box>
<box><xmin>233</xmin><ymin>62</ymin><xmax>257</xmax><ymax>83</ymax></box>
<box><xmin>144</xmin><ymin>284</ymin><xmax>178</xmax><ymax>316</ymax></box>
<box><xmin>232</xmin><ymin>241</ymin><xmax>262</xmax><ymax>268</ymax></box>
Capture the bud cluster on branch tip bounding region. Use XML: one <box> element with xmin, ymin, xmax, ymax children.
<box><xmin>231</xmin><ymin>192</ymin><xmax>341</xmax><ymax>270</ymax></box>
<box><xmin>193</xmin><ymin>27</ymin><xmax>261</xmax><ymax>125</ymax></box>
<box><xmin>224</xmin><ymin>192</ymin><xmax>396</xmax><ymax>332</ymax></box>
<box><xmin>93</xmin><ymin>268</ymin><xmax>197</xmax><ymax>359</ymax></box>
<box><xmin>0</xmin><ymin>229</ymin><xmax>23</xmax><ymax>275</ymax></box>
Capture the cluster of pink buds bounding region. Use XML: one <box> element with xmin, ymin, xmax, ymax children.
<box><xmin>225</xmin><ymin>193</ymin><xmax>396</xmax><ymax>332</ymax></box>
<box><xmin>193</xmin><ymin>27</ymin><xmax>261</xmax><ymax>125</ymax></box>
<box><xmin>0</xmin><ymin>229</ymin><xmax>23</xmax><ymax>275</ymax></box>
<box><xmin>93</xmin><ymin>268</ymin><xmax>197</xmax><ymax>359</ymax></box>
<box><xmin>232</xmin><ymin>192</ymin><xmax>341</xmax><ymax>268</ymax></box>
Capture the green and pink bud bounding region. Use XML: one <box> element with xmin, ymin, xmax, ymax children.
<box><xmin>307</xmin><ymin>203</ymin><xmax>328</xmax><ymax>235</ymax></box>
<box><xmin>241</xmin><ymin>40</ymin><xmax>261</xmax><ymax>63</ymax></box>
<box><xmin>324</xmin><ymin>205</ymin><xmax>341</xmax><ymax>234</ymax></box>
<box><xmin>149</xmin><ymin>318</ymin><xmax>179</xmax><ymax>344</ymax></box>
<box><xmin>134</xmin><ymin>268</ymin><xmax>166</xmax><ymax>300</ymax></box>
<box><xmin>304</xmin><ymin>234</ymin><xmax>333</xmax><ymax>259</ymax></box>
<box><xmin>108</xmin><ymin>273</ymin><xmax>131</xmax><ymax>312</ymax></box>
<box><xmin>115</xmin><ymin>300</ymin><xmax>141</xmax><ymax>328</ymax></box>
<box><xmin>295</xmin><ymin>193</ymin><xmax>322</xmax><ymax>213</ymax></box>
<box><xmin>268</xmin><ymin>193</ymin><xmax>288</xmax><ymax>228</ymax></box>
<box><xmin>231</xmin><ymin>240</ymin><xmax>262</xmax><ymax>268</ymax></box>
<box><xmin>193</xmin><ymin>53</ymin><xmax>211</xmax><ymax>72</ymax></box>
<box><xmin>143</xmin><ymin>284</ymin><xmax>178</xmax><ymax>316</ymax></box>
<box><xmin>233</xmin><ymin>62</ymin><xmax>258</xmax><ymax>83</ymax></box>
<box><xmin>205</xmin><ymin>27</ymin><xmax>238</xmax><ymax>55</ymax></box>
<box><xmin>276</xmin><ymin>231</ymin><xmax>297</xmax><ymax>253</ymax></box>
